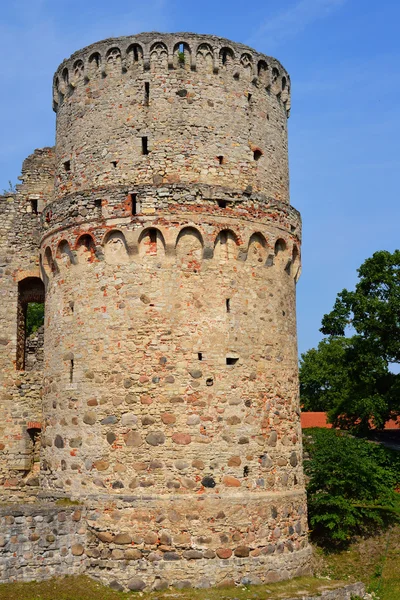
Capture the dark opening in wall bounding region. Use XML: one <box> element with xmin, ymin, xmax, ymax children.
<box><xmin>217</xmin><ymin>156</ymin><xmax>224</xmax><ymax>165</ymax></box>
<box><xmin>63</xmin><ymin>160</ymin><xmax>71</xmax><ymax>172</ymax></box>
<box><xmin>69</xmin><ymin>359</ymin><xmax>74</xmax><ymax>383</ymax></box>
<box><xmin>253</xmin><ymin>149</ymin><xmax>263</xmax><ymax>161</ymax></box>
<box><xmin>144</xmin><ymin>82</ymin><xmax>150</xmax><ymax>105</ymax></box>
<box><xmin>198</xmin><ymin>352</ymin><xmax>203</xmax><ymax>361</ymax></box>
<box><xmin>248</xmin><ymin>93</ymin><xmax>252</xmax><ymax>103</ymax></box>
<box><xmin>243</xmin><ymin>466</ymin><xmax>249</xmax><ymax>477</ymax></box>
<box><xmin>69</xmin><ymin>301</ymin><xmax>74</xmax><ymax>313</ymax></box>
<box><xmin>130</xmin><ymin>193</ymin><xmax>138</xmax><ymax>215</ymax></box>
<box><xmin>111</xmin><ymin>161</ymin><xmax>117</xmax><ymax>168</ymax></box>
<box><xmin>226</xmin><ymin>357</ymin><xmax>239</xmax><ymax>365</ymax></box>
<box><xmin>30</xmin><ymin>199</ymin><xmax>38</xmax><ymax>215</ymax></box>
<box><xmin>95</xmin><ymin>198</ymin><xmax>102</xmax><ymax>217</ymax></box>
<box><xmin>149</xmin><ymin>229</ymin><xmax>157</xmax><ymax>244</ymax></box>
<box><xmin>16</xmin><ymin>278</ymin><xmax>45</xmax><ymax>371</ymax></box>
<box><xmin>133</xmin><ymin>46</ymin><xmax>139</xmax><ymax>62</ymax></box>
<box><xmin>218</xmin><ymin>200</ymin><xmax>227</xmax><ymax>208</ymax></box>
<box><xmin>226</xmin><ymin>298</ymin><xmax>231</xmax><ymax>312</ymax></box>
<box><xmin>142</xmin><ymin>137</ymin><xmax>149</xmax><ymax>155</ymax></box>
<box><xmin>221</xmin><ymin>49</ymin><xmax>229</xmax><ymax>65</ymax></box>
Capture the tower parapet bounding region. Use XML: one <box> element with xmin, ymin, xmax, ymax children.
<box><xmin>52</xmin><ymin>32</ymin><xmax>290</xmax><ymax>204</ymax></box>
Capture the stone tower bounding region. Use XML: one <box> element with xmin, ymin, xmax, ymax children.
<box><xmin>0</xmin><ymin>32</ymin><xmax>310</xmax><ymax>589</ymax></box>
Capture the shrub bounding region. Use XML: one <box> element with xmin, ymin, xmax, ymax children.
<box><xmin>303</xmin><ymin>428</ymin><xmax>400</xmax><ymax>549</ymax></box>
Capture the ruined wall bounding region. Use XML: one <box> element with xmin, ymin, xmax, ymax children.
<box><xmin>36</xmin><ymin>32</ymin><xmax>310</xmax><ymax>587</ymax></box>
<box><xmin>0</xmin><ymin>148</ymin><xmax>54</xmax><ymax>487</ymax></box>
<box><xmin>0</xmin><ymin>504</ymin><xmax>86</xmax><ymax>583</ymax></box>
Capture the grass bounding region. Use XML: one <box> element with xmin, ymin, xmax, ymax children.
<box><xmin>0</xmin><ymin>576</ymin><xmax>354</xmax><ymax>600</ymax></box>
<box><xmin>316</xmin><ymin>523</ymin><xmax>400</xmax><ymax>600</ymax></box>
<box><xmin>0</xmin><ymin>525</ymin><xmax>398</xmax><ymax>599</ymax></box>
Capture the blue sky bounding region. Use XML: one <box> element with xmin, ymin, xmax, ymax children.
<box><xmin>1</xmin><ymin>0</ymin><xmax>399</xmax><ymax>356</ymax></box>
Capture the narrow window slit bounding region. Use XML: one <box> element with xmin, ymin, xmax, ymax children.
<box><xmin>142</xmin><ymin>137</ymin><xmax>149</xmax><ymax>155</ymax></box>
<box><xmin>217</xmin><ymin>155</ymin><xmax>224</xmax><ymax>165</ymax></box>
<box><xmin>130</xmin><ymin>193</ymin><xmax>138</xmax><ymax>215</ymax></box>
<box><xmin>198</xmin><ymin>352</ymin><xmax>203</xmax><ymax>361</ymax></box>
<box><xmin>253</xmin><ymin>149</ymin><xmax>263</xmax><ymax>161</ymax></box>
<box><xmin>69</xmin><ymin>359</ymin><xmax>74</xmax><ymax>383</ymax></box>
<box><xmin>248</xmin><ymin>93</ymin><xmax>252</xmax><ymax>103</ymax></box>
<box><xmin>63</xmin><ymin>160</ymin><xmax>71</xmax><ymax>172</ymax></box>
<box><xmin>226</xmin><ymin>298</ymin><xmax>230</xmax><ymax>312</ymax></box>
<box><xmin>144</xmin><ymin>82</ymin><xmax>150</xmax><ymax>105</ymax></box>
<box><xmin>69</xmin><ymin>301</ymin><xmax>74</xmax><ymax>313</ymax></box>
<box><xmin>111</xmin><ymin>161</ymin><xmax>117</xmax><ymax>168</ymax></box>
<box><xmin>30</xmin><ymin>199</ymin><xmax>38</xmax><ymax>215</ymax></box>
<box><xmin>149</xmin><ymin>229</ymin><xmax>157</xmax><ymax>244</ymax></box>
<box><xmin>95</xmin><ymin>198</ymin><xmax>102</xmax><ymax>216</ymax></box>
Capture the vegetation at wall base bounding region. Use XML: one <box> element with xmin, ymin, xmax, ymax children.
<box><xmin>303</xmin><ymin>428</ymin><xmax>400</xmax><ymax>549</ymax></box>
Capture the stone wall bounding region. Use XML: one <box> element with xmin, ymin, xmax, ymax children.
<box><xmin>0</xmin><ymin>501</ymin><xmax>366</xmax><ymax>597</ymax></box>
<box><xmin>0</xmin><ymin>504</ymin><xmax>86</xmax><ymax>583</ymax></box>
<box><xmin>0</xmin><ymin>148</ymin><xmax>54</xmax><ymax>486</ymax></box>
<box><xmin>53</xmin><ymin>32</ymin><xmax>290</xmax><ymax>203</ymax></box>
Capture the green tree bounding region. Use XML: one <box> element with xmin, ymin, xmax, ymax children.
<box><xmin>303</xmin><ymin>428</ymin><xmax>400</xmax><ymax>549</ymax></box>
<box><xmin>26</xmin><ymin>303</ymin><xmax>44</xmax><ymax>337</ymax></box>
<box><xmin>321</xmin><ymin>250</ymin><xmax>400</xmax><ymax>365</ymax></box>
<box><xmin>300</xmin><ymin>336</ymin><xmax>396</xmax><ymax>434</ymax></box>
<box><xmin>300</xmin><ymin>250</ymin><xmax>400</xmax><ymax>433</ymax></box>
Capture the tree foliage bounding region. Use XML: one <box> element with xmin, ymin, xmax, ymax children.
<box><xmin>300</xmin><ymin>336</ymin><xmax>396</xmax><ymax>434</ymax></box>
<box><xmin>303</xmin><ymin>428</ymin><xmax>400</xmax><ymax>549</ymax></box>
<box><xmin>26</xmin><ymin>303</ymin><xmax>44</xmax><ymax>337</ymax></box>
<box><xmin>321</xmin><ymin>250</ymin><xmax>400</xmax><ymax>364</ymax></box>
<box><xmin>300</xmin><ymin>250</ymin><xmax>400</xmax><ymax>433</ymax></box>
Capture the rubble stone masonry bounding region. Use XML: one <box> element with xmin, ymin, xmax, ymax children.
<box><xmin>0</xmin><ymin>32</ymin><xmax>311</xmax><ymax>590</ymax></box>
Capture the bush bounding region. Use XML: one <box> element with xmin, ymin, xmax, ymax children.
<box><xmin>303</xmin><ymin>428</ymin><xmax>400</xmax><ymax>549</ymax></box>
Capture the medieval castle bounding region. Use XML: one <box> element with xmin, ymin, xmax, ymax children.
<box><xmin>0</xmin><ymin>32</ymin><xmax>311</xmax><ymax>590</ymax></box>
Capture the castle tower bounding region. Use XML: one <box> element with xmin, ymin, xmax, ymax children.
<box><xmin>39</xmin><ymin>32</ymin><xmax>310</xmax><ymax>588</ymax></box>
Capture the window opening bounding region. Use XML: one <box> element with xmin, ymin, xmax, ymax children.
<box><xmin>226</xmin><ymin>357</ymin><xmax>239</xmax><ymax>365</ymax></box>
<box><xmin>248</xmin><ymin>93</ymin><xmax>252</xmax><ymax>103</ymax></box>
<box><xmin>217</xmin><ymin>155</ymin><xmax>224</xmax><ymax>165</ymax></box>
<box><xmin>226</xmin><ymin>298</ymin><xmax>230</xmax><ymax>313</ymax></box>
<box><xmin>130</xmin><ymin>193</ymin><xmax>138</xmax><ymax>215</ymax></box>
<box><xmin>149</xmin><ymin>229</ymin><xmax>157</xmax><ymax>244</ymax></box>
<box><xmin>253</xmin><ymin>149</ymin><xmax>263</xmax><ymax>161</ymax></box>
<box><xmin>16</xmin><ymin>278</ymin><xmax>45</xmax><ymax>371</ymax></box>
<box><xmin>144</xmin><ymin>82</ymin><xmax>150</xmax><ymax>106</ymax></box>
<box><xmin>198</xmin><ymin>352</ymin><xmax>203</xmax><ymax>361</ymax></box>
<box><xmin>218</xmin><ymin>200</ymin><xmax>227</xmax><ymax>209</ymax></box>
<box><xmin>111</xmin><ymin>161</ymin><xmax>117</xmax><ymax>168</ymax></box>
<box><xmin>133</xmin><ymin>46</ymin><xmax>139</xmax><ymax>62</ymax></box>
<box><xmin>63</xmin><ymin>160</ymin><xmax>71</xmax><ymax>172</ymax></box>
<box><xmin>69</xmin><ymin>359</ymin><xmax>74</xmax><ymax>383</ymax></box>
<box><xmin>30</xmin><ymin>199</ymin><xmax>38</xmax><ymax>215</ymax></box>
<box><xmin>142</xmin><ymin>136</ymin><xmax>149</xmax><ymax>155</ymax></box>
